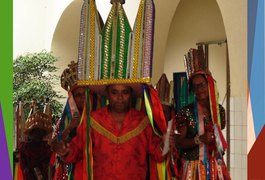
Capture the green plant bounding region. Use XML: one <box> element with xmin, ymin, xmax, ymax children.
<box><xmin>13</xmin><ymin>50</ymin><xmax>64</xmax><ymax>122</ymax></box>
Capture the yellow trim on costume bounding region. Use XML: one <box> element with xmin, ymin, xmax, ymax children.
<box><xmin>77</xmin><ymin>77</ymin><xmax>150</xmax><ymax>85</ymax></box>
<box><xmin>102</xmin><ymin>3</ymin><xmax>113</xmax><ymax>79</ymax></box>
<box><xmin>132</xmin><ymin>0</ymin><xmax>144</xmax><ymax>78</ymax></box>
<box><xmin>91</xmin><ymin>117</ymin><xmax>149</xmax><ymax>144</ymax></box>
<box><xmin>89</xmin><ymin>0</ymin><xmax>96</xmax><ymax>80</ymax></box>
<box><xmin>191</xmin><ymin>160</ymin><xmax>196</xmax><ymax>180</ymax></box>
<box><xmin>118</xmin><ymin>3</ymin><xmax>126</xmax><ymax>78</ymax></box>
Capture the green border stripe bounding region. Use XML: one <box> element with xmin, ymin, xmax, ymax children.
<box><xmin>0</xmin><ymin>0</ymin><xmax>13</xmax><ymax>176</ymax></box>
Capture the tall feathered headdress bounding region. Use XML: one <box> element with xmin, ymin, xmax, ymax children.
<box><xmin>184</xmin><ymin>45</ymin><xmax>211</xmax><ymax>82</ymax></box>
<box><xmin>77</xmin><ymin>0</ymin><xmax>155</xmax><ymax>96</ymax></box>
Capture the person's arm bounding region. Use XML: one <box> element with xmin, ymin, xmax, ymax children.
<box><xmin>61</xmin><ymin>117</ymin><xmax>80</xmax><ymax>141</ymax></box>
<box><xmin>50</xmin><ymin>119</ymin><xmax>83</xmax><ymax>163</ymax></box>
<box><xmin>174</xmin><ymin>109</ymin><xmax>214</xmax><ymax>149</ymax></box>
<box><xmin>175</xmin><ymin>125</ymin><xmax>213</xmax><ymax>148</ymax></box>
<box><xmin>60</xmin><ymin>141</ymin><xmax>81</xmax><ymax>163</ymax></box>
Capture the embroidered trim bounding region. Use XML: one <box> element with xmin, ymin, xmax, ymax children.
<box><xmin>77</xmin><ymin>77</ymin><xmax>150</xmax><ymax>85</ymax></box>
<box><xmin>91</xmin><ymin>116</ymin><xmax>149</xmax><ymax>144</ymax></box>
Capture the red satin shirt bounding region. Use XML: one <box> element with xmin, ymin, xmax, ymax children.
<box><xmin>65</xmin><ymin>107</ymin><xmax>163</xmax><ymax>180</ymax></box>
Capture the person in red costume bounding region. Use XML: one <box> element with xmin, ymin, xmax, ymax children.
<box><xmin>52</xmin><ymin>84</ymin><xmax>165</xmax><ymax>179</ymax></box>
<box><xmin>50</xmin><ymin>61</ymin><xmax>86</xmax><ymax>180</ymax></box>
<box><xmin>50</xmin><ymin>0</ymin><xmax>168</xmax><ymax>178</ymax></box>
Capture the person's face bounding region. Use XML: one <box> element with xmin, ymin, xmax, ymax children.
<box><xmin>72</xmin><ymin>87</ymin><xmax>86</xmax><ymax>112</ymax></box>
<box><xmin>192</xmin><ymin>74</ymin><xmax>209</xmax><ymax>101</ymax></box>
<box><xmin>29</xmin><ymin>128</ymin><xmax>47</xmax><ymax>141</ymax></box>
<box><xmin>107</xmin><ymin>85</ymin><xmax>132</xmax><ymax>113</ymax></box>
<box><xmin>162</xmin><ymin>104</ymin><xmax>171</xmax><ymax>121</ymax></box>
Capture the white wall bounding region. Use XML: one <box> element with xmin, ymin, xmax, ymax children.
<box><xmin>14</xmin><ymin>0</ymin><xmax>47</xmax><ymax>57</ymax></box>
<box><xmin>217</xmin><ymin>0</ymin><xmax>247</xmax><ymax>97</ymax></box>
<box><xmin>13</xmin><ymin>0</ymin><xmax>73</xmax><ymax>58</ymax></box>
<box><xmin>164</xmin><ymin>0</ymin><xmax>226</xmax><ymax>101</ymax></box>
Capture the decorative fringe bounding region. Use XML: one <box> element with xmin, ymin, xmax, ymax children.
<box><xmin>183</xmin><ymin>160</ymin><xmax>228</xmax><ymax>180</ymax></box>
<box><xmin>207</xmin><ymin>75</ymin><xmax>221</xmax><ymax>127</ymax></box>
<box><xmin>143</xmin><ymin>86</ymin><xmax>167</xmax><ymax>136</ymax></box>
<box><xmin>213</xmin><ymin>125</ymin><xmax>228</xmax><ymax>154</ymax></box>
<box><xmin>168</xmin><ymin>119</ymin><xmax>179</xmax><ymax>179</ymax></box>
<box><xmin>142</xmin><ymin>85</ymin><xmax>172</xmax><ymax>179</ymax></box>
<box><xmin>143</xmin><ymin>88</ymin><xmax>155</xmax><ymax>135</ymax></box>
<box><xmin>156</xmin><ymin>161</ymin><xmax>166</xmax><ymax>180</ymax></box>
<box><xmin>207</xmin><ymin>74</ymin><xmax>228</xmax><ymax>157</ymax></box>
<box><xmin>80</xmin><ymin>88</ymin><xmax>94</xmax><ymax>179</ymax></box>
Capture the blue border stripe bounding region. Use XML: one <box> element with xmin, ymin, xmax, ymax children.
<box><xmin>248</xmin><ymin>0</ymin><xmax>258</xmax><ymax>80</ymax></box>
<box><xmin>249</xmin><ymin>0</ymin><xmax>265</xmax><ymax>137</ymax></box>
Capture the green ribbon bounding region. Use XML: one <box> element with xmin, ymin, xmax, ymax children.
<box><xmin>143</xmin><ymin>89</ymin><xmax>161</xmax><ymax>137</ymax></box>
<box><xmin>86</xmin><ymin>88</ymin><xmax>92</xmax><ymax>179</ymax></box>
